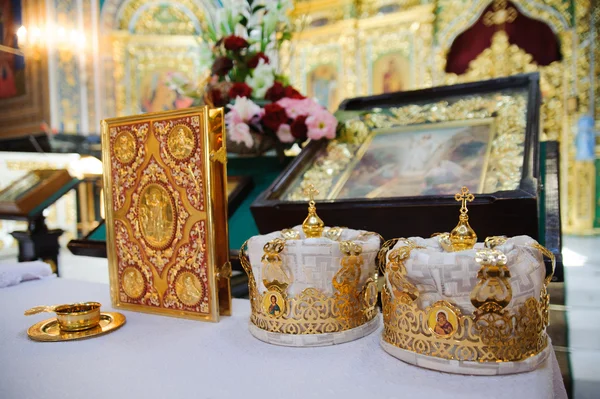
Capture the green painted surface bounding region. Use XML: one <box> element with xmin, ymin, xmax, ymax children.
<box><xmin>226</xmin><ymin>157</ymin><xmax>289</xmax><ymax>250</ymax></box>
<box><xmin>88</xmin><ymin>222</ymin><xmax>106</xmax><ymax>241</ymax></box>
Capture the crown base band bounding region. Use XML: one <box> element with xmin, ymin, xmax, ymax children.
<box><xmin>381</xmin><ymin>339</ymin><xmax>551</xmax><ymax>375</ymax></box>
<box><xmin>249</xmin><ymin>313</ymin><xmax>380</xmax><ymax>347</ymax></box>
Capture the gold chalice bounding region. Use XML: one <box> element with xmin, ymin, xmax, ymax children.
<box><xmin>25</xmin><ymin>302</ymin><xmax>102</xmax><ymax>332</ymax></box>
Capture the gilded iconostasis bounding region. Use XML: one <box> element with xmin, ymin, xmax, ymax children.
<box><xmin>0</xmin><ymin>0</ymin><xmax>598</xmax><ymax>234</ymax></box>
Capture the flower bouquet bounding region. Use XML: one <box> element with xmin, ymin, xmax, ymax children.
<box><xmin>170</xmin><ymin>0</ymin><xmax>338</xmax><ymax>157</ymax></box>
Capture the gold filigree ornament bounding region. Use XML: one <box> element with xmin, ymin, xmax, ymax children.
<box><xmin>379</xmin><ymin>235</ymin><xmax>556</xmax><ymax>373</ymax></box>
<box><xmin>209</xmin><ymin>146</ymin><xmax>227</xmax><ymax>164</ymax></box>
<box><xmin>281</xmin><ymin>229</ymin><xmax>301</xmax><ymax>241</ymax></box>
<box><xmin>239</xmin><ymin>187</ymin><xmax>382</xmax><ymax>345</ymax></box>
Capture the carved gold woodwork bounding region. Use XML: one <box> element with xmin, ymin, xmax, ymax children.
<box><xmin>283</xmin><ymin>4</ymin><xmax>435</xmax><ymax>111</ymax></box>
<box><xmin>282</xmin><ymin>20</ymin><xmax>357</xmax><ymax>111</ymax></box>
<box><xmin>356</xmin><ymin>5</ymin><xmax>434</xmax><ymax>95</ymax></box>
<box><xmin>291</xmin><ymin>0</ymin><xmax>348</xmax><ymax>27</ymax></box>
<box><xmin>117</xmin><ymin>0</ymin><xmax>206</xmax><ymax>35</ymax></box>
<box><xmin>435</xmin><ymin>0</ymin><xmax>597</xmax><ymax>234</ymax></box>
<box><xmin>109</xmin><ymin>32</ymin><xmax>205</xmax><ymax>117</ymax></box>
<box><xmin>444</xmin><ymin>30</ymin><xmax>564</xmax><ymax>142</ymax></box>
<box><xmin>101</xmin><ymin>0</ymin><xmax>210</xmax><ymax>118</ymax></box>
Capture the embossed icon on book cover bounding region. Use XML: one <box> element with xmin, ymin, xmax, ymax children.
<box><xmin>175</xmin><ymin>271</ymin><xmax>204</xmax><ymax>306</ymax></box>
<box><xmin>114</xmin><ymin>131</ymin><xmax>136</xmax><ymax>164</ymax></box>
<box><xmin>139</xmin><ymin>183</ymin><xmax>175</xmax><ymax>248</ymax></box>
<box><xmin>167</xmin><ymin>124</ymin><xmax>195</xmax><ymax>160</ymax></box>
<box><xmin>122</xmin><ymin>267</ymin><xmax>145</xmax><ymax>299</ymax></box>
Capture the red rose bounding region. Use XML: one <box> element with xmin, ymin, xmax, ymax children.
<box><xmin>262</xmin><ymin>103</ymin><xmax>289</xmax><ymax>132</ymax></box>
<box><xmin>224</xmin><ymin>35</ymin><xmax>249</xmax><ymax>51</ymax></box>
<box><xmin>247</xmin><ymin>52</ymin><xmax>270</xmax><ymax>68</ymax></box>
<box><xmin>208</xmin><ymin>88</ymin><xmax>227</xmax><ymax>107</ymax></box>
<box><xmin>290</xmin><ymin>115</ymin><xmax>308</xmax><ymax>139</ymax></box>
<box><xmin>265</xmin><ymin>82</ymin><xmax>286</xmax><ymax>102</ymax></box>
<box><xmin>284</xmin><ymin>85</ymin><xmax>305</xmax><ymax>99</ymax></box>
<box><xmin>228</xmin><ymin>82</ymin><xmax>253</xmax><ymax>99</ymax></box>
<box><xmin>211</xmin><ymin>57</ymin><xmax>233</xmax><ymax>76</ymax></box>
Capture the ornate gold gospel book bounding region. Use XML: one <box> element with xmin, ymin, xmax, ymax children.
<box><xmin>101</xmin><ymin>106</ymin><xmax>231</xmax><ymax>322</ymax></box>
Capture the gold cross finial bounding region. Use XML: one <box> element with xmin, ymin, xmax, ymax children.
<box><xmin>304</xmin><ymin>184</ymin><xmax>319</xmax><ymax>204</ymax></box>
<box><xmin>302</xmin><ymin>184</ymin><xmax>324</xmax><ymax>238</ymax></box>
<box><xmin>455</xmin><ymin>186</ymin><xmax>475</xmax><ymax>215</ymax></box>
<box><xmin>439</xmin><ymin>186</ymin><xmax>478</xmax><ymax>252</ymax></box>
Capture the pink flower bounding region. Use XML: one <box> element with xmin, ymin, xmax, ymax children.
<box><xmin>229</xmin><ymin>121</ymin><xmax>254</xmax><ymax>148</ymax></box>
<box><xmin>276</xmin><ymin>124</ymin><xmax>294</xmax><ymax>143</ymax></box>
<box><xmin>227</xmin><ymin>96</ymin><xmax>263</xmax><ymax>123</ymax></box>
<box><xmin>277</xmin><ymin>98</ymin><xmax>321</xmax><ymax>119</ymax></box>
<box><xmin>306</xmin><ymin>109</ymin><xmax>337</xmax><ymax>140</ymax></box>
<box><xmin>225</xmin><ymin>97</ymin><xmax>263</xmax><ymax>149</ymax></box>
<box><xmin>225</xmin><ymin>105</ymin><xmax>242</xmax><ymax>130</ymax></box>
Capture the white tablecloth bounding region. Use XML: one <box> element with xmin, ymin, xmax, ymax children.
<box><xmin>0</xmin><ymin>278</ymin><xmax>567</xmax><ymax>399</ymax></box>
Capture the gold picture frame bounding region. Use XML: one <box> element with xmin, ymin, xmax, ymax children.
<box><xmin>281</xmin><ymin>88</ymin><xmax>527</xmax><ymax>202</ymax></box>
<box><xmin>323</xmin><ymin>118</ymin><xmax>495</xmax><ymax>200</ymax></box>
<box><xmin>101</xmin><ymin>106</ymin><xmax>231</xmax><ymax>322</ymax></box>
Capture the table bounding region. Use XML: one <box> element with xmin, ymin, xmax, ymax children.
<box><xmin>0</xmin><ymin>278</ymin><xmax>567</xmax><ymax>399</ymax></box>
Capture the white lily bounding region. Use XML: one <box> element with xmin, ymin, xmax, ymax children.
<box><xmin>245</xmin><ymin>59</ymin><xmax>275</xmax><ymax>98</ymax></box>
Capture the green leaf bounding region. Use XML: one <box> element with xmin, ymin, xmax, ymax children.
<box><xmin>228</xmin><ymin>12</ymin><xmax>234</xmax><ymax>33</ymax></box>
<box><xmin>281</xmin><ymin>31</ymin><xmax>292</xmax><ymax>41</ymax></box>
<box><xmin>220</xmin><ymin>21</ymin><xmax>230</xmax><ymax>36</ymax></box>
<box><xmin>206</xmin><ymin>25</ymin><xmax>217</xmax><ymax>42</ymax></box>
<box><xmin>274</xmin><ymin>74</ymin><xmax>290</xmax><ymax>86</ymax></box>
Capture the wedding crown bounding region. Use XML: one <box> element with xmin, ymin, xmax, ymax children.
<box><xmin>379</xmin><ymin>187</ymin><xmax>555</xmax><ymax>375</ymax></box>
<box><xmin>240</xmin><ymin>185</ymin><xmax>382</xmax><ymax>346</ymax></box>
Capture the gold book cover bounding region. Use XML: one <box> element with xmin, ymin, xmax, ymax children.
<box><xmin>101</xmin><ymin>106</ymin><xmax>231</xmax><ymax>322</ymax></box>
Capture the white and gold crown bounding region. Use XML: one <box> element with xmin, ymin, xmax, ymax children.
<box><xmin>240</xmin><ymin>185</ymin><xmax>382</xmax><ymax>347</ymax></box>
<box><xmin>379</xmin><ymin>187</ymin><xmax>554</xmax><ymax>375</ymax></box>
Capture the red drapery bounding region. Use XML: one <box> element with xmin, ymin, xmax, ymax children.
<box><xmin>445</xmin><ymin>1</ymin><xmax>562</xmax><ymax>75</ymax></box>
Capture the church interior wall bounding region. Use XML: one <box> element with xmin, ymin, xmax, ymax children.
<box><xmin>0</xmin><ymin>0</ymin><xmax>598</xmax><ymax>233</ymax></box>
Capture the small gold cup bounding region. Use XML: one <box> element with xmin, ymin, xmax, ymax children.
<box><xmin>25</xmin><ymin>302</ymin><xmax>102</xmax><ymax>332</ymax></box>
<box><xmin>54</xmin><ymin>302</ymin><xmax>102</xmax><ymax>331</ymax></box>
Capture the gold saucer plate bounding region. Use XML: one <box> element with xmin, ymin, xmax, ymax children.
<box><xmin>27</xmin><ymin>312</ymin><xmax>126</xmax><ymax>342</ymax></box>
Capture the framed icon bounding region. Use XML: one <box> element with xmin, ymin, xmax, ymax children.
<box><xmin>426</xmin><ymin>301</ymin><xmax>459</xmax><ymax>338</ymax></box>
<box><xmin>262</xmin><ymin>290</ymin><xmax>286</xmax><ymax>318</ymax></box>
